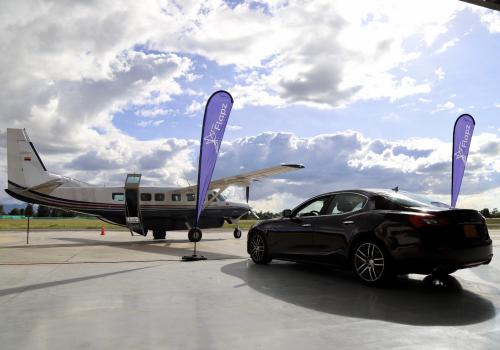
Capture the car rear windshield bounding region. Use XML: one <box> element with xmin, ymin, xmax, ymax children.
<box><xmin>376</xmin><ymin>191</ymin><xmax>450</xmax><ymax>209</ymax></box>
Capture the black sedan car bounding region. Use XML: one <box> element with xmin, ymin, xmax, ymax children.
<box><xmin>247</xmin><ymin>189</ymin><xmax>493</xmax><ymax>286</ymax></box>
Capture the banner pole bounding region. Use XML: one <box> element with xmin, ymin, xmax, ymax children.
<box><xmin>26</xmin><ymin>216</ymin><xmax>30</xmax><ymax>245</ymax></box>
<box><xmin>183</xmin><ymin>90</ymin><xmax>233</xmax><ymax>262</ymax></box>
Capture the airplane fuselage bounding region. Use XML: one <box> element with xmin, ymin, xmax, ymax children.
<box><xmin>5</xmin><ymin>128</ymin><xmax>302</xmax><ymax>240</ymax></box>
<box><xmin>6</xmin><ymin>180</ymin><xmax>250</xmax><ymax>233</ymax></box>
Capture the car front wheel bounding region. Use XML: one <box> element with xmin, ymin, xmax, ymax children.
<box><xmin>352</xmin><ymin>239</ymin><xmax>393</xmax><ymax>287</ymax></box>
<box><xmin>249</xmin><ymin>232</ymin><xmax>271</xmax><ymax>264</ymax></box>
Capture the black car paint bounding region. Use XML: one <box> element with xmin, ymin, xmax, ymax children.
<box><xmin>247</xmin><ymin>190</ymin><xmax>493</xmax><ymax>274</ymax></box>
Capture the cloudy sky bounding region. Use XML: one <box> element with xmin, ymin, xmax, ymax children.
<box><xmin>0</xmin><ymin>0</ymin><xmax>499</xmax><ymax>212</ymax></box>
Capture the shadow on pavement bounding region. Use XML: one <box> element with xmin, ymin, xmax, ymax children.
<box><xmin>0</xmin><ymin>265</ymin><xmax>156</xmax><ymax>298</ymax></box>
<box><xmin>52</xmin><ymin>237</ymin><xmax>244</xmax><ymax>260</ymax></box>
<box><xmin>0</xmin><ymin>237</ymin><xmax>226</xmax><ymax>249</ymax></box>
<box><xmin>221</xmin><ymin>260</ymin><xmax>496</xmax><ymax>326</ymax></box>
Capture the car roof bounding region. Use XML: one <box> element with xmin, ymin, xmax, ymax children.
<box><xmin>314</xmin><ymin>189</ymin><xmax>381</xmax><ymax>197</ymax></box>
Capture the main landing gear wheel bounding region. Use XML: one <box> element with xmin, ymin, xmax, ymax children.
<box><xmin>233</xmin><ymin>228</ymin><xmax>242</xmax><ymax>239</ymax></box>
<box><xmin>153</xmin><ymin>230</ymin><xmax>166</xmax><ymax>240</ymax></box>
<box><xmin>352</xmin><ymin>239</ymin><xmax>393</xmax><ymax>287</ymax></box>
<box><xmin>188</xmin><ymin>228</ymin><xmax>202</xmax><ymax>242</ymax></box>
<box><xmin>249</xmin><ymin>233</ymin><xmax>271</xmax><ymax>264</ymax></box>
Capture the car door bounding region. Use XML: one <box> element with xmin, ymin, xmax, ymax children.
<box><xmin>267</xmin><ymin>195</ymin><xmax>331</xmax><ymax>259</ymax></box>
<box><xmin>312</xmin><ymin>193</ymin><xmax>368</xmax><ymax>265</ymax></box>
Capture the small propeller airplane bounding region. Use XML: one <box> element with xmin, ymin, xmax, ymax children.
<box><xmin>5</xmin><ymin>128</ymin><xmax>304</xmax><ymax>241</ymax></box>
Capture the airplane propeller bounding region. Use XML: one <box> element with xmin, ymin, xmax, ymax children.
<box><xmin>246</xmin><ymin>186</ymin><xmax>250</xmax><ymax>203</ymax></box>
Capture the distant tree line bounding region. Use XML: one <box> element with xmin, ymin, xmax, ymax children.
<box><xmin>0</xmin><ymin>204</ymin><xmax>498</xmax><ymax>219</ymax></box>
<box><xmin>0</xmin><ymin>204</ymin><xmax>78</xmax><ymax>217</ymax></box>
<box><xmin>480</xmin><ymin>208</ymin><xmax>500</xmax><ymax>218</ymax></box>
<box><xmin>246</xmin><ymin>209</ymin><xmax>500</xmax><ymax>220</ymax></box>
<box><xmin>242</xmin><ymin>210</ymin><xmax>282</xmax><ymax>220</ymax></box>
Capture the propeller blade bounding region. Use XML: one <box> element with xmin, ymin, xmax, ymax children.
<box><xmin>246</xmin><ymin>186</ymin><xmax>250</xmax><ymax>203</ymax></box>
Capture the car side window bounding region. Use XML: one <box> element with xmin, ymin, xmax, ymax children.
<box><xmin>295</xmin><ymin>196</ymin><xmax>330</xmax><ymax>217</ymax></box>
<box><xmin>326</xmin><ymin>193</ymin><xmax>367</xmax><ymax>215</ymax></box>
<box><xmin>373</xmin><ymin>196</ymin><xmax>398</xmax><ymax>210</ymax></box>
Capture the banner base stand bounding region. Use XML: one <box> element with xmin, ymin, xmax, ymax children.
<box><xmin>182</xmin><ymin>255</ymin><xmax>207</xmax><ymax>262</ymax></box>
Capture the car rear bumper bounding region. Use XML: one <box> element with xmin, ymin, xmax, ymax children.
<box><xmin>391</xmin><ymin>242</ymin><xmax>493</xmax><ymax>274</ymax></box>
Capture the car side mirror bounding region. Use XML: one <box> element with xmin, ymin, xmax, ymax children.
<box><xmin>282</xmin><ymin>209</ymin><xmax>292</xmax><ymax>218</ymax></box>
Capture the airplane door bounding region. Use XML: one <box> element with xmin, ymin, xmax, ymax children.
<box><xmin>124</xmin><ymin>174</ymin><xmax>146</xmax><ymax>236</ymax></box>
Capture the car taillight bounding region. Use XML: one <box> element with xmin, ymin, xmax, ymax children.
<box><xmin>408</xmin><ymin>214</ymin><xmax>449</xmax><ymax>228</ymax></box>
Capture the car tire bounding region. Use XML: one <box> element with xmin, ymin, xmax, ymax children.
<box><xmin>249</xmin><ymin>232</ymin><xmax>271</xmax><ymax>264</ymax></box>
<box><xmin>233</xmin><ymin>228</ymin><xmax>242</xmax><ymax>239</ymax></box>
<box><xmin>351</xmin><ymin>239</ymin><xmax>394</xmax><ymax>287</ymax></box>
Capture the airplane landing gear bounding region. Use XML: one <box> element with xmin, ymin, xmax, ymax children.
<box><xmin>233</xmin><ymin>227</ymin><xmax>242</xmax><ymax>239</ymax></box>
<box><xmin>183</xmin><ymin>227</ymin><xmax>206</xmax><ymax>261</ymax></box>
<box><xmin>188</xmin><ymin>227</ymin><xmax>202</xmax><ymax>242</ymax></box>
<box><xmin>153</xmin><ymin>230</ymin><xmax>166</xmax><ymax>240</ymax></box>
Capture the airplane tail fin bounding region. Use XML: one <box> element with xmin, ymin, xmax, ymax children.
<box><xmin>7</xmin><ymin>129</ymin><xmax>53</xmax><ymax>189</ymax></box>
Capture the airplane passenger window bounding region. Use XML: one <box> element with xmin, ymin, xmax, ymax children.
<box><xmin>141</xmin><ymin>193</ymin><xmax>152</xmax><ymax>201</ymax></box>
<box><xmin>155</xmin><ymin>193</ymin><xmax>165</xmax><ymax>201</ymax></box>
<box><xmin>172</xmin><ymin>193</ymin><xmax>181</xmax><ymax>201</ymax></box>
<box><xmin>112</xmin><ymin>193</ymin><xmax>124</xmax><ymax>201</ymax></box>
<box><xmin>187</xmin><ymin>193</ymin><xmax>195</xmax><ymax>201</ymax></box>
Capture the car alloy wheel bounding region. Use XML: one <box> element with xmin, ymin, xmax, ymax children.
<box><xmin>249</xmin><ymin>233</ymin><xmax>269</xmax><ymax>264</ymax></box>
<box><xmin>354</xmin><ymin>242</ymin><xmax>385</xmax><ymax>283</ymax></box>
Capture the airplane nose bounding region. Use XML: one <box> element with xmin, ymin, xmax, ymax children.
<box><xmin>230</xmin><ymin>202</ymin><xmax>251</xmax><ymax>211</ymax></box>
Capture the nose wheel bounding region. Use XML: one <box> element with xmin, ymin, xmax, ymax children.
<box><xmin>233</xmin><ymin>227</ymin><xmax>242</xmax><ymax>239</ymax></box>
<box><xmin>188</xmin><ymin>227</ymin><xmax>202</xmax><ymax>242</ymax></box>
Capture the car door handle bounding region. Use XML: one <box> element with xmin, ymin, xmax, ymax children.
<box><xmin>301</xmin><ymin>224</ymin><xmax>312</xmax><ymax>228</ymax></box>
<box><xmin>343</xmin><ymin>221</ymin><xmax>355</xmax><ymax>225</ymax></box>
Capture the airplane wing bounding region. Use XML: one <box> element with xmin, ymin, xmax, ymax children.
<box><xmin>181</xmin><ymin>163</ymin><xmax>305</xmax><ymax>192</ymax></box>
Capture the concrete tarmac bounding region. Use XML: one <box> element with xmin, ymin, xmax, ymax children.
<box><xmin>1</xmin><ymin>229</ymin><xmax>500</xmax><ymax>350</ymax></box>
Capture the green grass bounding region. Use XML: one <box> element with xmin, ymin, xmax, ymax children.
<box><xmin>223</xmin><ymin>220</ymin><xmax>258</xmax><ymax>229</ymax></box>
<box><xmin>0</xmin><ymin>217</ymin><xmax>123</xmax><ymax>230</ymax></box>
<box><xmin>0</xmin><ymin>217</ymin><xmax>498</xmax><ymax>231</ymax></box>
<box><xmin>487</xmin><ymin>218</ymin><xmax>500</xmax><ymax>230</ymax></box>
<box><xmin>0</xmin><ymin>217</ymin><xmax>259</xmax><ymax>231</ymax></box>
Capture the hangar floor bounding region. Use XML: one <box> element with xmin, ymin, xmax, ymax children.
<box><xmin>1</xmin><ymin>229</ymin><xmax>500</xmax><ymax>349</ymax></box>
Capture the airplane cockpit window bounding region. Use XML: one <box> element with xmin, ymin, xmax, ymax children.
<box><xmin>172</xmin><ymin>193</ymin><xmax>181</xmax><ymax>201</ymax></box>
<box><xmin>207</xmin><ymin>194</ymin><xmax>215</xmax><ymax>202</ymax></box>
<box><xmin>187</xmin><ymin>193</ymin><xmax>195</xmax><ymax>201</ymax></box>
<box><xmin>217</xmin><ymin>194</ymin><xmax>226</xmax><ymax>201</ymax></box>
<box><xmin>141</xmin><ymin>193</ymin><xmax>152</xmax><ymax>201</ymax></box>
<box><xmin>112</xmin><ymin>193</ymin><xmax>124</xmax><ymax>201</ymax></box>
<box><xmin>155</xmin><ymin>193</ymin><xmax>165</xmax><ymax>201</ymax></box>
<box><xmin>126</xmin><ymin>175</ymin><xmax>141</xmax><ymax>184</ymax></box>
